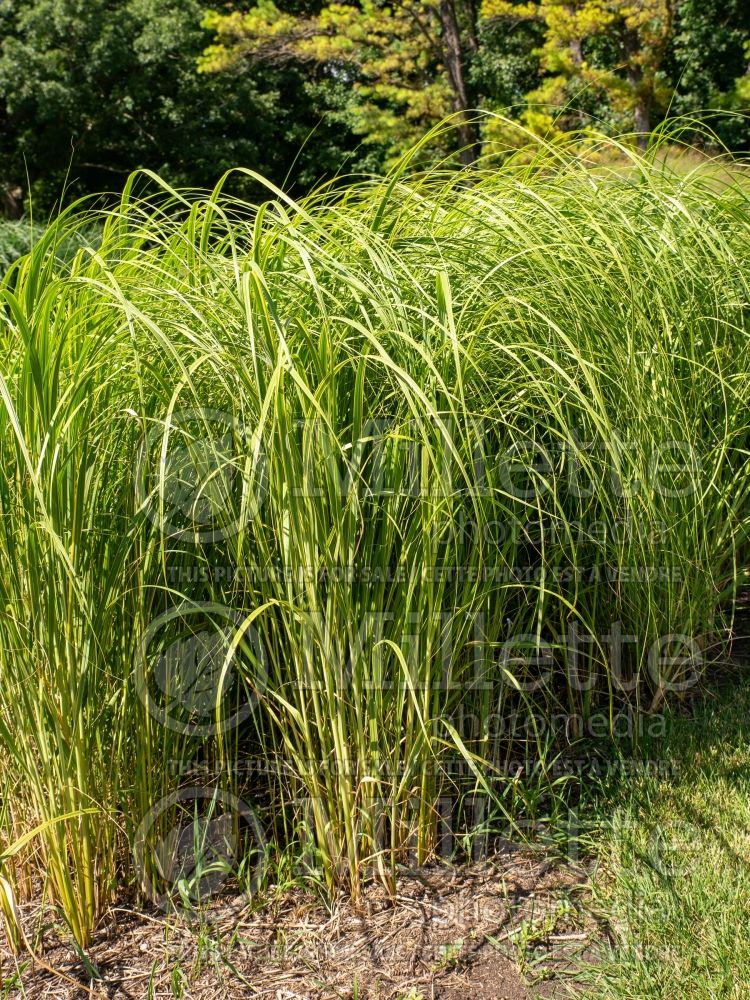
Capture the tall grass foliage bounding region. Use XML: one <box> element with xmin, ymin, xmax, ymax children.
<box><xmin>0</xmin><ymin>121</ymin><xmax>748</xmax><ymax>946</ymax></box>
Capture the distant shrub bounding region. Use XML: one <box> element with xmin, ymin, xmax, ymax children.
<box><xmin>0</xmin><ymin>218</ymin><xmax>101</xmax><ymax>277</ymax></box>
<box><xmin>0</xmin><ymin>219</ymin><xmax>40</xmax><ymax>272</ymax></box>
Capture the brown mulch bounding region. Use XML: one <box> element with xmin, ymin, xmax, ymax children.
<box><xmin>0</xmin><ymin>847</ymin><xmax>598</xmax><ymax>999</ymax></box>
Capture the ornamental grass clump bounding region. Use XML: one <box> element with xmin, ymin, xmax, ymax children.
<box><xmin>0</xmin><ymin>122</ymin><xmax>748</xmax><ymax>946</ymax></box>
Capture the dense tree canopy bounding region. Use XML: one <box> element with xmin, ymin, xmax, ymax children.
<box><xmin>480</xmin><ymin>0</ymin><xmax>676</xmax><ymax>145</ymax></box>
<box><xmin>0</xmin><ymin>0</ymin><xmax>748</xmax><ymax>212</ymax></box>
<box><xmin>0</xmin><ymin>0</ymin><xmax>360</xmax><ymax>210</ymax></box>
<box><xmin>203</xmin><ymin>0</ymin><xmax>749</xmax><ymax>158</ymax></box>
<box><xmin>200</xmin><ymin>0</ymin><xmax>477</xmax><ymax>165</ymax></box>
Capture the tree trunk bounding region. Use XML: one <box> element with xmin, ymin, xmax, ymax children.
<box><xmin>633</xmin><ymin>96</ymin><xmax>651</xmax><ymax>150</ymax></box>
<box><xmin>623</xmin><ymin>27</ymin><xmax>651</xmax><ymax>151</ymax></box>
<box><xmin>1</xmin><ymin>184</ymin><xmax>23</xmax><ymax>220</ymax></box>
<box><xmin>464</xmin><ymin>0</ymin><xmax>479</xmax><ymax>54</ymax></box>
<box><xmin>438</xmin><ymin>0</ymin><xmax>480</xmax><ymax>164</ymax></box>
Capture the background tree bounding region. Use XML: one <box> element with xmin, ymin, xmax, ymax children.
<box><xmin>0</xmin><ymin>0</ymin><xmax>360</xmax><ymax>212</ymax></box>
<box><xmin>200</xmin><ymin>0</ymin><xmax>482</xmax><ymax>166</ymax></box>
<box><xmin>480</xmin><ymin>0</ymin><xmax>676</xmax><ymax>146</ymax></box>
<box><xmin>0</xmin><ymin>0</ymin><xmax>747</xmax><ymax>215</ymax></box>
<box><xmin>469</xmin><ymin>9</ymin><xmax>544</xmax><ymax>115</ymax></box>
<box><xmin>665</xmin><ymin>0</ymin><xmax>750</xmax><ymax>149</ymax></box>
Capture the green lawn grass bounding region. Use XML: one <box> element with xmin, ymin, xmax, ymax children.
<box><xmin>579</xmin><ymin>660</ymin><xmax>750</xmax><ymax>998</ymax></box>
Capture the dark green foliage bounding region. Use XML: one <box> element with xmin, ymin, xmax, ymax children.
<box><xmin>469</xmin><ymin>16</ymin><xmax>544</xmax><ymax>111</ymax></box>
<box><xmin>0</xmin><ymin>219</ymin><xmax>37</xmax><ymax>271</ymax></box>
<box><xmin>0</xmin><ymin>0</ymin><xmax>360</xmax><ymax>211</ymax></box>
<box><xmin>666</xmin><ymin>0</ymin><xmax>750</xmax><ymax>148</ymax></box>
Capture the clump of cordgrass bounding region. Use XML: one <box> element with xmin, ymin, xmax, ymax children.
<box><xmin>0</xmin><ymin>120</ymin><xmax>748</xmax><ymax>946</ymax></box>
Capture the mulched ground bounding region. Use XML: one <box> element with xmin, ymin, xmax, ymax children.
<box><xmin>0</xmin><ymin>846</ymin><xmax>599</xmax><ymax>999</ymax></box>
